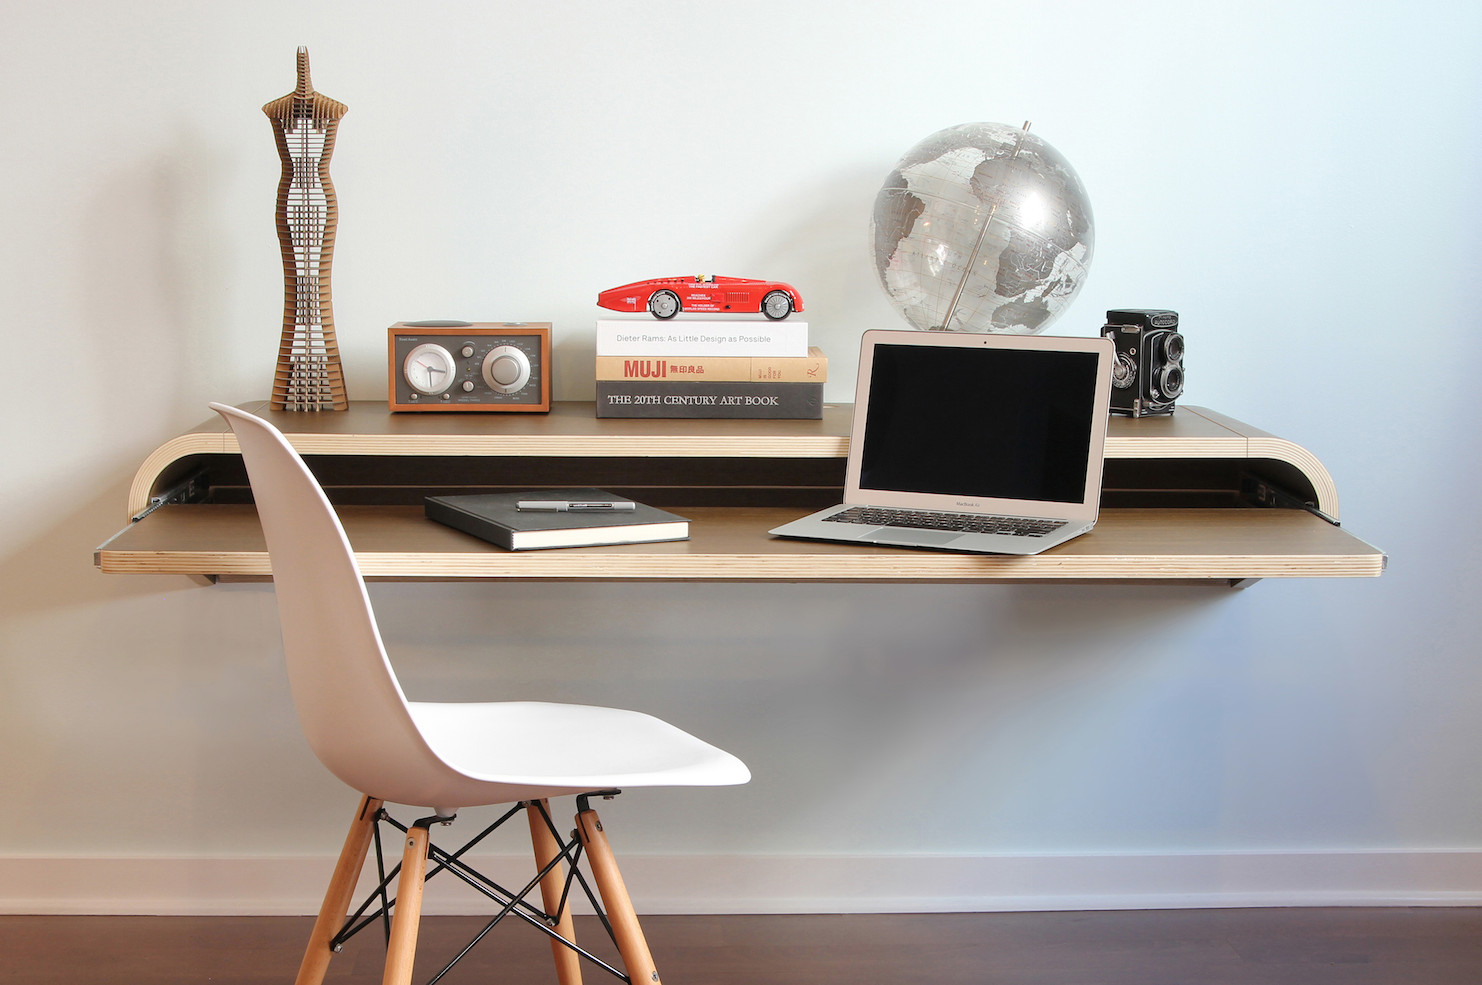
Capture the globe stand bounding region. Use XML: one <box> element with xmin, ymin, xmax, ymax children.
<box><xmin>934</xmin><ymin>122</ymin><xmax>1032</xmax><ymax>331</ymax></box>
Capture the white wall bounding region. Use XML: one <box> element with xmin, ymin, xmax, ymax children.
<box><xmin>2</xmin><ymin>0</ymin><xmax>1480</xmax><ymax>910</ymax></box>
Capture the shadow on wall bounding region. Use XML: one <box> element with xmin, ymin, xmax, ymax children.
<box><xmin>795</xmin><ymin>582</ymin><xmax>1242</xmax><ymax>842</ymax></box>
<box><xmin>0</xmin><ymin>473</ymin><xmax>323</xmax><ymax>851</ymax></box>
<box><xmin>370</xmin><ymin>578</ymin><xmax>1241</xmax><ymax>852</ymax></box>
<box><xmin>0</xmin><ymin>477</ymin><xmax>192</xmax><ymax>623</ymax></box>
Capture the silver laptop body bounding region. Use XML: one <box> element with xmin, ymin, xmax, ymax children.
<box><xmin>769</xmin><ymin>329</ymin><xmax>1114</xmax><ymax>555</ymax></box>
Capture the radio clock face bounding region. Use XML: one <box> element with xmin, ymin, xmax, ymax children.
<box><xmin>404</xmin><ymin>343</ymin><xmax>456</xmax><ymax>394</ymax></box>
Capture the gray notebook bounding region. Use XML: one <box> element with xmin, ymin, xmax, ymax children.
<box><xmin>769</xmin><ymin>330</ymin><xmax>1114</xmax><ymax>555</ymax></box>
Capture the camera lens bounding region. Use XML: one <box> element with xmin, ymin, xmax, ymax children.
<box><xmin>1163</xmin><ymin>333</ymin><xmax>1184</xmax><ymax>363</ymax></box>
<box><xmin>1160</xmin><ymin>364</ymin><xmax>1184</xmax><ymax>399</ymax></box>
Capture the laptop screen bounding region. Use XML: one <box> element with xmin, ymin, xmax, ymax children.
<box><xmin>858</xmin><ymin>343</ymin><xmax>1101</xmax><ymax>505</ymax></box>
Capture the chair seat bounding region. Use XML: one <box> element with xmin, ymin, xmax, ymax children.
<box><xmin>408</xmin><ymin>700</ymin><xmax>751</xmax><ymax>789</ymax></box>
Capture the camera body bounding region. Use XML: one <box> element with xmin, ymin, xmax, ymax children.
<box><xmin>1102</xmin><ymin>309</ymin><xmax>1184</xmax><ymax>417</ymax></box>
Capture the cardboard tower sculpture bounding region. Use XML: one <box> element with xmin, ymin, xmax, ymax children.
<box><xmin>264</xmin><ymin>47</ymin><xmax>349</xmax><ymax>411</ymax></box>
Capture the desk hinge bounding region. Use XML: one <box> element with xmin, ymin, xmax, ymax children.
<box><xmin>130</xmin><ymin>467</ymin><xmax>211</xmax><ymax>523</ymax></box>
<box><xmin>1239</xmin><ymin>472</ymin><xmax>1338</xmax><ymax>526</ymax></box>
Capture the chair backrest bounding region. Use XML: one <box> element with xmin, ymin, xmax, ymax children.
<box><xmin>211</xmin><ymin>403</ymin><xmax>452</xmax><ymax>805</ymax></box>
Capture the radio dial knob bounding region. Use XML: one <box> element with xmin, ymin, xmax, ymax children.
<box><xmin>482</xmin><ymin>345</ymin><xmax>531</xmax><ymax>394</ymax></box>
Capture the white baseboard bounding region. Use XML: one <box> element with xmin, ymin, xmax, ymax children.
<box><xmin>2</xmin><ymin>850</ymin><xmax>1481</xmax><ymax>916</ymax></box>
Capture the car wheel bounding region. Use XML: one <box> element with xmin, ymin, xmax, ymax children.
<box><xmin>648</xmin><ymin>290</ymin><xmax>680</xmax><ymax>319</ymax></box>
<box><xmin>761</xmin><ymin>290</ymin><xmax>793</xmax><ymax>320</ymax></box>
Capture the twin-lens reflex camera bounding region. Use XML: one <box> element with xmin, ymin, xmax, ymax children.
<box><xmin>1101</xmin><ymin>309</ymin><xmax>1184</xmax><ymax>417</ymax></box>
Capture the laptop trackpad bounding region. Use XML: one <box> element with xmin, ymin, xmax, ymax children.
<box><xmin>864</xmin><ymin>527</ymin><xmax>963</xmax><ymax>547</ymax></box>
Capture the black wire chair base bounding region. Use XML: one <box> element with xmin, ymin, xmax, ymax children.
<box><xmin>328</xmin><ymin>793</ymin><xmax>630</xmax><ymax>985</ymax></box>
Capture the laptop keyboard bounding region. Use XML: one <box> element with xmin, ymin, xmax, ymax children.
<box><xmin>824</xmin><ymin>506</ymin><xmax>1067</xmax><ymax>538</ymax></box>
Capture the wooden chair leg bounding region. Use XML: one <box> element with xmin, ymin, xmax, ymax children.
<box><xmin>528</xmin><ymin>800</ymin><xmax>584</xmax><ymax>985</ymax></box>
<box><xmin>381</xmin><ymin>823</ymin><xmax>431</xmax><ymax>985</ymax></box>
<box><xmin>576</xmin><ymin>808</ymin><xmax>661</xmax><ymax>985</ymax></box>
<box><xmin>296</xmin><ymin>795</ymin><xmax>382</xmax><ymax>985</ymax></box>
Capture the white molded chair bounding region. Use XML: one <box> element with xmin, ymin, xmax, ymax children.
<box><xmin>210</xmin><ymin>403</ymin><xmax>748</xmax><ymax>985</ymax></box>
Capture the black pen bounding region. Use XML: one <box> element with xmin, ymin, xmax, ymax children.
<box><xmin>516</xmin><ymin>500</ymin><xmax>637</xmax><ymax>512</ymax></box>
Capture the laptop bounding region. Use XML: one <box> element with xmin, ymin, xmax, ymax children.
<box><xmin>769</xmin><ymin>329</ymin><xmax>1114</xmax><ymax>555</ymax></box>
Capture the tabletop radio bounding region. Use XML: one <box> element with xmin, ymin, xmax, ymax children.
<box><xmin>389</xmin><ymin>321</ymin><xmax>551</xmax><ymax>412</ymax></box>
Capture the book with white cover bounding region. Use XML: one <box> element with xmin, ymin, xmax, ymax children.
<box><xmin>595</xmin><ymin>319</ymin><xmax>809</xmax><ymax>357</ymax></box>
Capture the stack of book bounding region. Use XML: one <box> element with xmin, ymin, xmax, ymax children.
<box><xmin>594</xmin><ymin>318</ymin><xmax>827</xmax><ymax>419</ymax></box>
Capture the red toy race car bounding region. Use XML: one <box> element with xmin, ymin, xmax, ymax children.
<box><xmin>597</xmin><ymin>275</ymin><xmax>804</xmax><ymax>320</ymax></box>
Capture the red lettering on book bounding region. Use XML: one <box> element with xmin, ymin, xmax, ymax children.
<box><xmin>624</xmin><ymin>360</ymin><xmax>667</xmax><ymax>379</ymax></box>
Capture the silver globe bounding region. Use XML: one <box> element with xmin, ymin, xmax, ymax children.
<box><xmin>870</xmin><ymin>122</ymin><xmax>1094</xmax><ymax>334</ymax></box>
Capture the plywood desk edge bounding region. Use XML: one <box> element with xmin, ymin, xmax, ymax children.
<box><xmin>97</xmin><ymin>552</ymin><xmax>1386</xmax><ymax>581</ymax></box>
<box><xmin>97</xmin><ymin>506</ymin><xmax>1386</xmax><ymax>584</ymax></box>
<box><xmin>1183</xmin><ymin>407</ymin><xmax>1339</xmax><ymax>518</ymax></box>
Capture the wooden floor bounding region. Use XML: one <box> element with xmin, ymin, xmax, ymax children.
<box><xmin>2</xmin><ymin>909</ymin><xmax>1479</xmax><ymax>984</ymax></box>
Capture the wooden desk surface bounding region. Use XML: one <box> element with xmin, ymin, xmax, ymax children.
<box><xmin>98</xmin><ymin>505</ymin><xmax>1384</xmax><ymax>583</ymax></box>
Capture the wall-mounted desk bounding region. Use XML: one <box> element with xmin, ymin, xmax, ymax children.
<box><xmin>96</xmin><ymin>402</ymin><xmax>1384</xmax><ymax>585</ymax></box>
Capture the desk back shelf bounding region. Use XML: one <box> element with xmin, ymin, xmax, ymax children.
<box><xmin>127</xmin><ymin>402</ymin><xmax>1336</xmax><ymax>514</ymax></box>
<box><xmin>102</xmin><ymin>402</ymin><xmax>1378</xmax><ymax>584</ymax></box>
